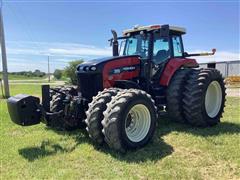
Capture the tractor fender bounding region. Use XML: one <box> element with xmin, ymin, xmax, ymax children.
<box><xmin>159</xmin><ymin>58</ymin><xmax>198</xmax><ymax>86</ymax></box>
<box><xmin>114</xmin><ymin>80</ymin><xmax>140</xmax><ymax>89</ymax></box>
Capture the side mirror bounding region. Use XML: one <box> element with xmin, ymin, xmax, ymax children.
<box><xmin>109</xmin><ymin>39</ymin><xmax>113</xmax><ymax>46</ymax></box>
<box><xmin>212</xmin><ymin>48</ymin><xmax>216</xmax><ymax>55</ymax></box>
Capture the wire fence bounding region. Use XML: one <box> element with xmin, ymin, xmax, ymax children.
<box><xmin>199</xmin><ymin>60</ymin><xmax>240</xmax><ymax>77</ymax></box>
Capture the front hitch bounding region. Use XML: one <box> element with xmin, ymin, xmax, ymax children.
<box><xmin>7</xmin><ymin>85</ymin><xmax>87</xmax><ymax>129</ymax></box>
<box><xmin>7</xmin><ymin>94</ymin><xmax>42</xmax><ymax>126</ymax></box>
<box><xmin>7</xmin><ymin>85</ymin><xmax>62</xmax><ymax>126</ymax></box>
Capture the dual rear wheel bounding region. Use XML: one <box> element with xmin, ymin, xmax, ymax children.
<box><xmin>85</xmin><ymin>89</ymin><xmax>157</xmax><ymax>152</ymax></box>
<box><xmin>167</xmin><ymin>68</ymin><xmax>226</xmax><ymax>127</ymax></box>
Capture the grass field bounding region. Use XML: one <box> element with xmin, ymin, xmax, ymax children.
<box><xmin>0</xmin><ymin>84</ymin><xmax>240</xmax><ymax>179</ymax></box>
<box><xmin>0</xmin><ymin>73</ymin><xmax>47</xmax><ymax>80</ymax></box>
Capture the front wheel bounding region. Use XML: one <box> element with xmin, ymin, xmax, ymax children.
<box><xmin>102</xmin><ymin>89</ymin><xmax>157</xmax><ymax>152</ymax></box>
<box><xmin>85</xmin><ymin>88</ymin><xmax>120</xmax><ymax>145</ymax></box>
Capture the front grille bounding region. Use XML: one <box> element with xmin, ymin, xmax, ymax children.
<box><xmin>77</xmin><ymin>73</ymin><xmax>103</xmax><ymax>100</ymax></box>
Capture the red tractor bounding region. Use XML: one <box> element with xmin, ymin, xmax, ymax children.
<box><xmin>7</xmin><ymin>25</ymin><xmax>226</xmax><ymax>152</ymax></box>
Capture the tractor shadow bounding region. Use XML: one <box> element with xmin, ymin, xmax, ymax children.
<box><xmin>96</xmin><ymin>137</ymin><xmax>174</xmax><ymax>163</ymax></box>
<box><xmin>19</xmin><ymin>116</ymin><xmax>240</xmax><ymax>163</ymax></box>
<box><xmin>19</xmin><ymin>129</ymin><xmax>90</xmax><ymax>162</ymax></box>
<box><xmin>51</xmin><ymin>127</ymin><xmax>174</xmax><ymax>163</ymax></box>
<box><xmin>19</xmin><ymin>126</ymin><xmax>174</xmax><ymax>163</ymax></box>
<box><xmin>19</xmin><ymin>140</ymin><xmax>72</xmax><ymax>162</ymax></box>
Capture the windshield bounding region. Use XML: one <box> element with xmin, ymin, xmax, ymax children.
<box><xmin>121</xmin><ymin>34</ymin><xmax>150</xmax><ymax>59</ymax></box>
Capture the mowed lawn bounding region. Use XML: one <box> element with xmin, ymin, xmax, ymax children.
<box><xmin>0</xmin><ymin>84</ymin><xmax>240</xmax><ymax>179</ymax></box>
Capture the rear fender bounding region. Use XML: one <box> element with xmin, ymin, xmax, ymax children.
<box><xmin>159</xmin><ymin>58</ymin><xmax>198</xmax><ymax>86</ymax></box>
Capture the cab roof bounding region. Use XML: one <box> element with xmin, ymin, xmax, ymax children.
<box><xmin>122</xmin><ymin>24</ymin><xmax>186</xmax><ymax>36</ymax></box>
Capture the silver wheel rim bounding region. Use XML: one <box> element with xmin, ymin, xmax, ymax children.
<box><xmin>125</xmin><ymin>104</ymin><xmax>151</xmax><ymax>142</ymax></box>
<box><xmin>205</xmin><ymin>81</ymin><xmax>222</xmax><ymax>118</ymax></box>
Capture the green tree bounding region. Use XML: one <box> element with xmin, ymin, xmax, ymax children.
<box><xmin>33</xmin><ymin>69</ymin><xmax>45</xmax><ymax>77</ymax></box>
<box><xmin>53</xmin><ymin>69</ymin><xmax>62</xmax><ymax>80</ymax></box>
<box><xmin>64</xmin><ymin>60</ymin><xmax>84</xmax><ymax>85</ymax></box>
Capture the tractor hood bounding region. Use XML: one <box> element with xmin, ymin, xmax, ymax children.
<box><xmin>76</xmin><ymin>55</ymin><xmax>140</xmax><ymax>73</ymax></box>
<box><xmin>76</xmin><ymin>55</ymin><xmax>141</xmax><ymax>98</ymax></box>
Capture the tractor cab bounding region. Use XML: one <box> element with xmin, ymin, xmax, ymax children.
<box><xmin>111</xmin><ymin>25</ymin><xmax>187</xmax><ymax>82</ymax></box>
<box><xmin>120</xmin><ymin>24</ymin><xmax>186</xmax><ymax>63</ymax></box>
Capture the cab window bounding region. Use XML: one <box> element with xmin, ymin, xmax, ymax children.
<box><xmin>125</xmin><ymin>38</ymin><xmax>137</xmax><ymax>55</ymax></box>
<box><xmin>153</xmin><ymin>37</ymin><xmax>170</xmax><ymax>64</ymax></box>
<box><xmin>172</xmin><ymin>36</ymin><xmax>183</xmax><ymax>57</ymax></box>
<box><xmin>123</xmin><ymin>34</ymin><xmax>150</xmax><ymax>59</ymax></box>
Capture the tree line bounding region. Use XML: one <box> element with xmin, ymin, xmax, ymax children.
<box><xmin>8</xmin><ymin>69</ymin><xmax>46</xmax><ymax>77</ymax></box>
<box><xmin>53</xmin><ymin>59</ymin><xmax>84</xmax><ymax>84</ymax></box>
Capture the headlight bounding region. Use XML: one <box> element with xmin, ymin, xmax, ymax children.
<box><xmin>90</xmin><ymin>66</ymin><xmax>97</xmax><ymax>71</ymax></box>
<box><xmin>84</xmin><ymin>66</ymin><xmax>89</xmax><ymax>71</ymax></box>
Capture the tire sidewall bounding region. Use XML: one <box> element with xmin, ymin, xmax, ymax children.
<box><xmin>118</xmin><ymin>95</ymin><xmax>156</xmax><ymax>149</ymax></box>
<box><xmin>201</xmin><ymin>73</ymin><xmax>225</xmax><ymax>124</ymax></box>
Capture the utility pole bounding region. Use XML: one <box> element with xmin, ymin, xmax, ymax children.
<box><xmin>48</xmin><ymin>56</ymin><xmax>50</xmax><ymax>82</ymax></box>
<box><xmin>0</xmin><ymin>3</ymin><xmax>10</xmax><ymax>98</ymax></box>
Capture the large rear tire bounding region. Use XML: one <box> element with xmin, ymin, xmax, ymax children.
<box><xmin>183</xmin><ymin>68</ymin><xmax>226</xmax><ymax>127</ymax></box>
<box><xmin>102</xmin><ymin>89</ymin><xmax>157</xmax><ymax>152</ymax></box>
<box><xmin>166</xmin><ymin>68</ymin><xmax>192</xmax><ymax>123</ymax></box>
<box><xmin>85</xmin><ymin>88</ymin><xmax>119</xmax><ymax>145</ymax></box>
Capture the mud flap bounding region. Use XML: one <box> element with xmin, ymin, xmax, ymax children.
<box><xmin>7</xmin><ymin>94</ymin><xmax>41</xmax><ymax>126</ymax></box>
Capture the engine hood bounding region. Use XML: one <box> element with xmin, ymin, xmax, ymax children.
<box><xmin>76</xmin><ymin>55</ymin><xmax>141</xmax><ymax>90</ymax></box>
<box><xmin>76</xmin><ymin>55</ymin><xmax>140</xmax><ymax>73</ymax></box>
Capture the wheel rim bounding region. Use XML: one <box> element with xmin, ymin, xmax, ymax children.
<box><xmin>205</xmin><ymin>81</ymin><xmax>222</xmax><ymax>118</ymax></box>
<box><xmin>125</xmin><ymin>104</ymin><xmax>151</xmax><ymax>142</ymax></box>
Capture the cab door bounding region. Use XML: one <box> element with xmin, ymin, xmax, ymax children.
<box><xmin>171</xmin><ymin>35</ymin><xmax>184</xmax><ymax>57</ymax></box>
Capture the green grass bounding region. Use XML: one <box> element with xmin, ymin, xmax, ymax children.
<box><xmin>0</xmin><ymin>84</ymin><xmax>240</xmax><ymax>179</ymax></box>
<box><xmin>0</xmin><ymin>84</ymin><xmax>57</xmax><ymax>99</ymax></box>
<box><xmin>0</xmin><ymin>73</ymin><xmax>47</xmax><ymax>80</ymax></box>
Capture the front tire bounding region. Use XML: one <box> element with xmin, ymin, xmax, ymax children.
<box><xmin>85</xmin><ymin>88</ymin><xmax>119</xmax><ymax>145</ymax></box>
<box><xmin>102</xmin><ymin>89</ymin><xmax>157</xmax><ymax>152</ymax></box>
<box><xmin>182</xmin><ymin>68</ymin><xmax>226</xmax><ymax>127</ymax></box>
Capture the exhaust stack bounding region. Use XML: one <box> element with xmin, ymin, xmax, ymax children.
<box><xmin>111</xmin><ymin>29</ymin><xmax>119</xmax><ymax>56</ymax></box>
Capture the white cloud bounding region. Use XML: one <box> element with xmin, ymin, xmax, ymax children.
<box><xmin>6</xmin><ymin>41</ymin><xmax>111</xmax><ymax>57</ymax></box>
<box><xmin>1</xmin><ymin>41</ymin><xmax>112</xmax><ymax>72</ymax></box>
<box><xmin>48</xmin><ymin>47</ymin><xmax>111</xmax><ymax>56</ymax></box>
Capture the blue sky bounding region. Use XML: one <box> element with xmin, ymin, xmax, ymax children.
<box><xmin>1</xmin><ymin>1</ymin><xmax>239</xmax><ymax>72</ymax></box>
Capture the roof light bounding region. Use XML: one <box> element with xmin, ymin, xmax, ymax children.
<box><xmin>133</xmin><ymin>24</ymin><xmax>140</xmax><ymax>29</ymax></box>
<box><xmin>150</xmin><ymin>25</ymin><xmax>161</xmax><ymax>29</ymax></box>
